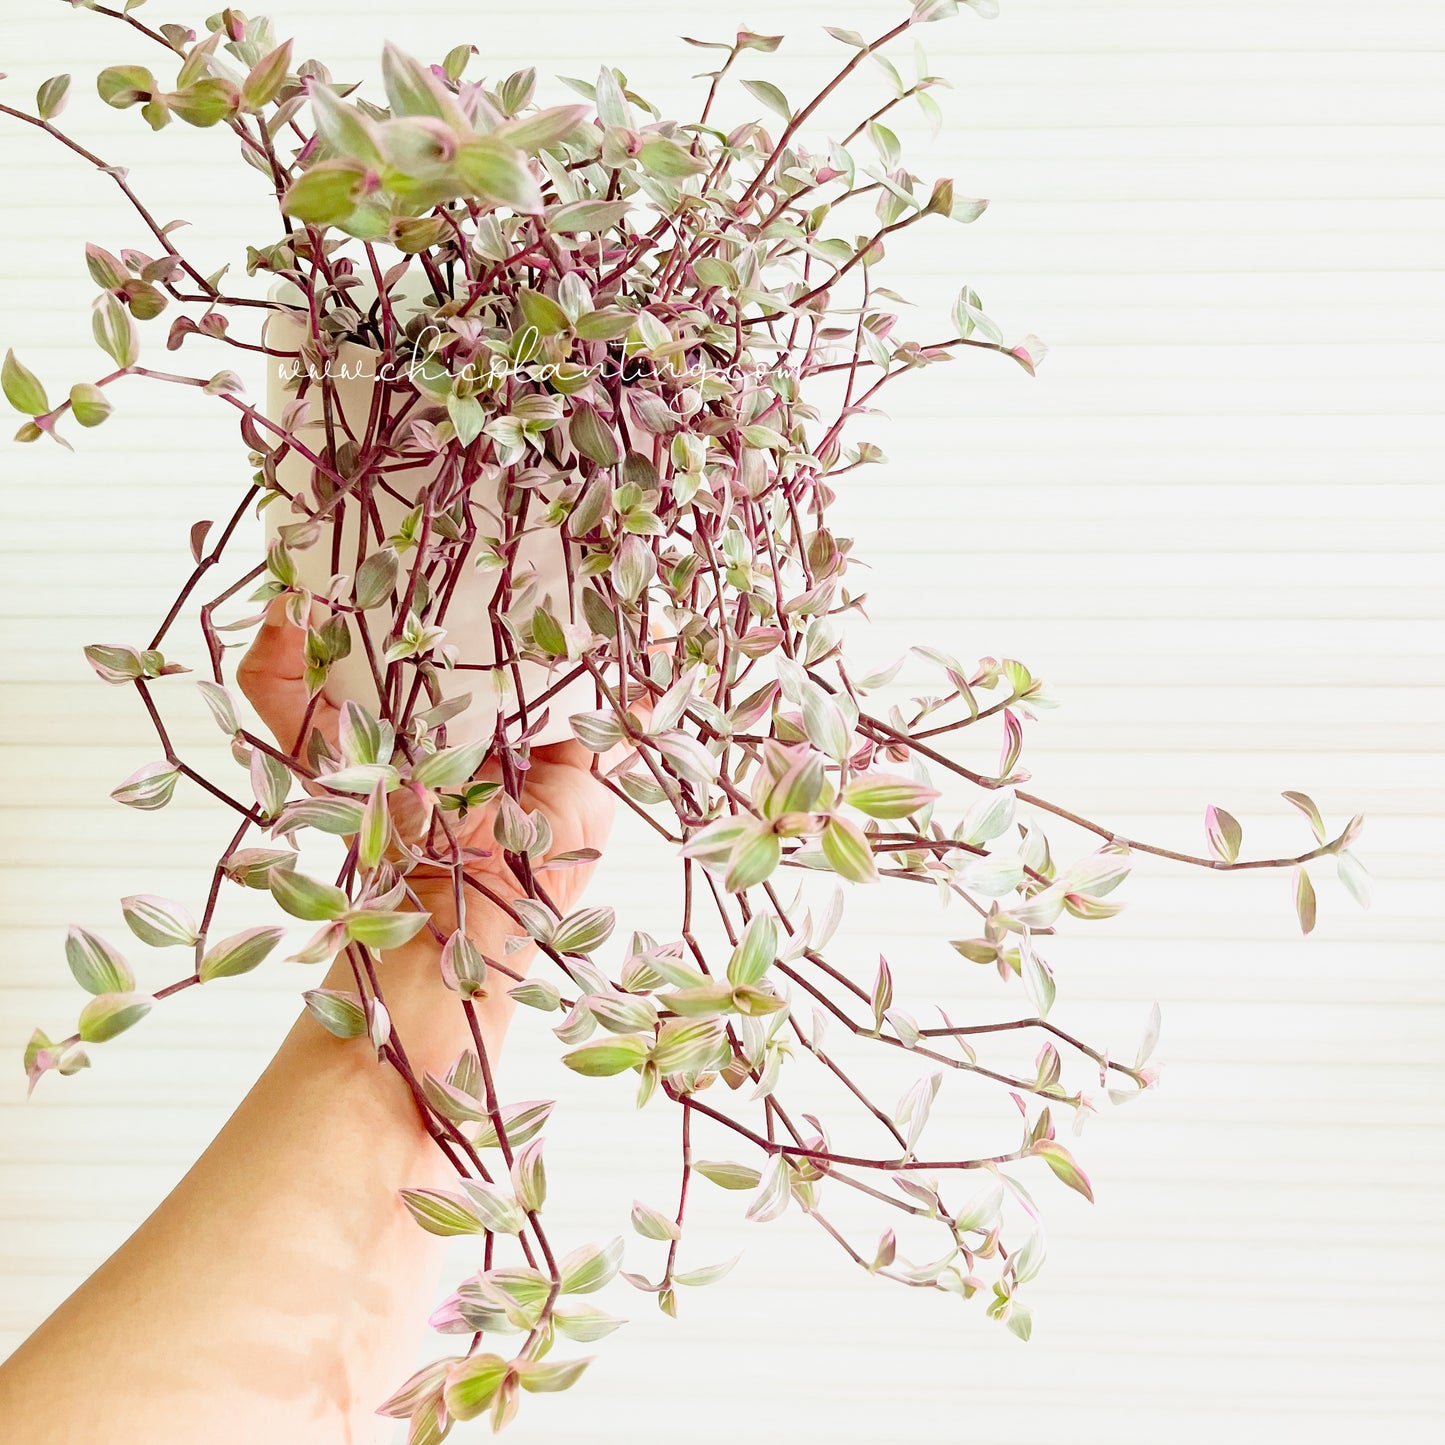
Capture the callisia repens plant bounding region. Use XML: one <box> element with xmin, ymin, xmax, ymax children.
<box><xmin>2</xmin><ymin>0</ymin><xmax>1370</xmax><ymax>1435</ymax></box>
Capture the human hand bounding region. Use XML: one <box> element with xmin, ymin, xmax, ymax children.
<box><xmin>236</xmin><ymin>598</ymin><xmax>626</xmax><ymax>933</ymax></box>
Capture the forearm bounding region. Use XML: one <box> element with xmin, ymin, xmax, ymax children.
<box><xmin>0</xmin><ymin>901</ymin><xmax>520</xmax><ymax>1444</ymax></box>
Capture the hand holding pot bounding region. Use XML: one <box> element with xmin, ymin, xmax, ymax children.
<box><xmin>237</xmin><ymin>596</ymin><xmax>632</xmax><ymax>1058</ymax></box>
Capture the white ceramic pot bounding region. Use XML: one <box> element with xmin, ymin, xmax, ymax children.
<box><xmin>262</xmin><ymin>309</ymin><xmax>592</xmax><ymax>750</ymax></box>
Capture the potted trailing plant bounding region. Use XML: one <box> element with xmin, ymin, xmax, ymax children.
<box><xmin>2</xmin><ymin>0</ymin><xmax>1369</xmax><ymax>1435</ymax></box>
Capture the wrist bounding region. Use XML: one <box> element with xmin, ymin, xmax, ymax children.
<box><xmin>312</xmin><ymin>904</ymin><xmax>525</xmax><ymax>1082</ymax></box>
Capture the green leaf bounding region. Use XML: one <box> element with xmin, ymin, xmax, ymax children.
<box><xmin>1034</xmin><ymin>1138</ymin><xmax>1095</xmax><ymax>1202</ymax></box>
<box><xmin>559</xmin><ymin>1236</ymin><xmax>624</xmax><ymax>1294</ymax></box>
<box><xmin>459</xmin><ymin>1179</ymin><xmax>527</xmax><ymax>1235</ymax></box>
<box><xmin>442</xmin><ymin>44</ymin><xmax>476</xmax><ymax>84</ymax></box>
<box><xmin>612</xmin><ymin>534</ymin><xmax>657</xmax><ymax>603</ymax></box>
<box><xmin>510</xmin><ymin>979</ymin><xmax>562</xmax><ymax>1012</ymax></box>
<box><xmin>280</xmin><ymin>160</ymin><xmax>370</xmax><ymax>226</ymax></box>
<box><xmin>83</xmin><ymin>643</ymin><xmax>143</xmax><ymax>684</ymax></box>
<box><xmin>638</xmin><ymin>135</ymin><xmax>707</xmax><ymax>179</ymax></box>
<box><xmin>121</xmin><ymin>894</ymin><xmax>198</xmax><ymax>948</ymax></box>
<box><xmin>303</xmin><ymin>987</ymin><xmax>368</xmax><ymax>1038</ymax></box>
<box><xmin>1282</xmin><ymin>789</ymin><xmax>1327</xmax><ymax>844</ymax></box>
<box><xmin>169</xmin><ymin>78</ymin><xmax>237</xmax><ymax>128</ymax></box>
<box><xmin>593</xmin><ymin>66</ymin><xmax>631</xmax><ymax>127</ymax></box>
<box><xmin>411</xmin><ymin>739</ymin><xmax>487</xmax><ymax>790</ymax></box>
<box><xmin>514</xmin><ymin>1356</ymin><xmax>593</xmax><ymax>1394</ymax></box>
<box><xmin>517</xmin><ymin>288</ymin><xmax>572</xmax><ymax>337</ymax></box>
<box><xmin>868</xmin><ymin>119</ymin><xmax>901</xmax><ymax>170</ymax></box>
<box><xmin>249</xmin><ymin>748</ymin><xmax>291</xmax><ymax>817</ymax></box>
<box><xmin>442</xmin><ymin>1352</ymin><xmax>511</xmax><ymax>1421</ymax></box>
<box><xmin>69</xmin><ymin>382</ymin><xmax>112</xmax><ymax>428</ymax></box>
<box><xmin>740</xmin><ymin>423</ymin><xmax>787</xmax><ymax>451</ymax></box>
<box><xmin>745</xmin><ymin>1155</ymin><xmax>791</xmax><ymax>1222</ymax></box>
<box><xmin>381</xmin><ymin>43</ymin><xmax>464</xmax><ymax>124</ymax></box>
<box><xmin>441</xmin><ymin>393</ymin><xmax>481</xmax><ymax>449</ymax></box>
<box><xmin>124</xmin><ymin>279</ymin><xmax>166</xmax><ymax>318</ymax></box>
<box><xmin>338</xmin><ymin>699</ymin><xmax>385</xmax><ymax>766</ymax></box>
<box><xmin>269</xmin><ymin>868</ymin><xmax>349</xmax><ymax>922</ymax></box>
<box><xmin>895</xmin><ymin>1072</ymin><xmax>941</xmax><ymax>1152</ymax></box>
<box><xmin>1021</xmin><ymin>941</ymin><xmax>1056</xmax><ymax>1018</ymax></box>
<box><xmin>2</xmin><ymin>350</ymin><xmax>49</xmax><ymax>416</ymax></box>
<box><xmin>222</xmin><ymin>847</ymin><xmax>297</xmax><ymax>889</ymax></box>
<box><xmin>92</xmin><ymin>293</ymin><xmax>139</xmax><ymax>369</ymax></box>
<box><xmin>344</xmin><ymin>910</ymin><xmax>431</xmax><ymax>950</ymax></box>
<box><xmin>352</xmin><ymin>547</ymin><xmax>399</xmax><ymax>609</ymax></box>
<box><xmin>1204</xmin><ymin>804</ymin><xmax>1242</xmax><ymax>864</ymax></box>
<box><xmin>673</xmin><ymin>1253</ymin><xmax>741</xmax><ymax>1286</ymax></box>
<box><xmin>472</xmin><ymin>1099</ymin><xmax>555</xmax><ymax>1150</ymax></box>
<box><xmin>456</xmin><ymin>137</ymin><xmax>543</xmax><ymax>212</ymax></box>
<box><xmin>422</xmin><ymin>1072</ymin><xmax>488</xmax><ymax>1125</ymax></box>
<box><xmin>694</xmin><ymin>1159</ymin><xmax>761</xmax><ymax>1191</ymax></box>
<box><xmin>318</xmin><ymin>763</ymin><xmax>400</xmax><ymax>794</ymax></box>
<box><xmin>110</xmin><ymin>761</ymin><xmax>179</xmax><ymax>811</ymax></box>
<box><xmin>741</xmin><ymin>79</ymin><xmax>791</xmax><ymax>121</ymax></box>
<box><xmin>724</xmin><ymin>826</ymin><xmax>781</xmax><ymax>892</ymax></box>
<box><xmin>96</xmin><ymin>64</ymin><xmax>157</xmax><ymax>110</ymax></box>
<box><xmin>523</xmin><ymin>604</ymin><xmax>565</xmax><ymax>656</ymax></box>
<box><xmin>800</xmin><ymin>686</ymin><xmax>849</xmax><ymax>762</ymax></box>
<box><xmin>547</xmin><ymin>199</ymin><xmax>632</xmax><ymax>235</ymax></box>
<box><xmin>65</xmin><ymin>927</ymin><xmax>134</xmax><ymax>995</ymax></box>
<box><xmin>552</xmin><ymin>1300</ymin><xmax>625</xmax><ymax>1341</ymax></box>
<box><xmin>1293</xmin><ymin>866</ymin><xmax>1318</xmax><ymax>935</ymax></box>
<box><xmin>681</xmin><ymin>816</ymin><xmax>752</xmax><ymax>868</ymax></box>
<box><xmin>562</xmin><ymin>1035</ymin><xmax>650</xmax><ymax>1077</ymax></box>
<box><xmin>242</xmin><ymin>39</ymin><xmax>293</xmax><ymax>110</ymax></box>
<box><xmin>309</xmin><ymin>84</ymin><xmax>383</xmax><ymax>166</ymax></box>
<box><xmin>36</xmin><ymin>74</ymin><xmax>71</xmax><ymax>120</ymax></box>
<box><xmin>951</xmin><ymin>194</ymin><xmax>989</xmax><ymax>224</ymax></box>
<box><xmin>1337</xmin><ymin>849</ymin><xmax>1372</xmax><ymax>910</ymax></box>
<box><xmin>569</xmin><ymin>401</ymin><xmax>622</xmax><ymax>466</ymax></box>
<box><xmin>199</xmin><ymin>926</ymin><xmax>285</xmax><ymax>981</ymax></box>
<box><xmin>651</xmin><ymin>1017</ymin><xmax>724</xmax><ymax>1074</ymax></box>
<box><xmin>399</xmin><ymin>1187</ymin><xmax>485</xmax><ymax>1237</ymax></box>
<box><xmin>630</xmin><ymin>1199</ymin><xmax>680</xmax><ymax>1240</ymax></box>
<box><xmin>821</xmin><ymin>815</ymin><xmax>879</xmax><ymax>884</ymax></box>
<box><xmin>511</xmin><ymin>1137</ymin><xmax>546</xmax><ymax>1212</ymax></box>
<box><xmin>572</xmin><ymin>304</ymin><xmax>634</xmax><ymax>343</ymax></box>
<box><xmin>951</xmin><ymin>286</ymin><xmax>1004</xmax><ymax>346</ymax></box>
<box><xmin>659</xmin><ymin>982</ymin><xmax>733</xmax><ymax>1018</ymax></box>
<box><xmin>842</xmin><ymin>773</ymin><xmax>939</xmax><ymax>820</ymax></box>
<box><xmin>444</xmin><ymin>1354</ymin><xmax>510</xmax><ymax>1421</ymax></box>
<box><xmin>273</xmin><ymin>797</ymin><xmax>364</xmax><ymax>837</ymax></box>
<box><xmin>961</xmin><ymin>787</ymin><xmax>1016</xmax><ymax>846</ymax></box>
<box><xmin>726</xmin><ymin>914</ymin><xmax>777</xmax><ymax>988</ymax></box>
<box><xmin>439</xmin><ymin>930</ymin><xmax>488</xmax><ymax>997</ymax></box>
<box><xmin>551</xmin><ymin>905</ymin><xmax>615</xmax><ymax>955</ymax></box>
<box><xmin>357</xmin><ymin>782</ymin><xmax>390</xmax><ymax>871</ymax></box>
<box><xmin>86</xmin><ymin>239</ymin><xmax>126</xmax><ymax>290</ymax></box>
<box><xmin>78</xmin><ymin>991</ymin><xmax>153</xmax><ymax>1043</ymax></box>
<box><xmin>498</xmin><ymin>103</ymin><xmax>589</xmax><ymax>151</ymax></box>
<box><xmin>570</xmin><ymin>711</ymin><xmax>623</xmax><ymax>753</ymax></box>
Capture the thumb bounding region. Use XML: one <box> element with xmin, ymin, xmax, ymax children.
<box><xmin>236</xmin><ymin>597</ymin><xmax>341</xmax><ymax>758</ymax></box>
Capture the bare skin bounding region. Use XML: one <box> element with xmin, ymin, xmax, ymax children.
<box><xmin>0</xmin><ymin>603</ymin><xmax>621</xmax><ymax>1443</ymax></box>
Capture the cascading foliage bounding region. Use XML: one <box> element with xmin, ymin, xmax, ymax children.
<box><xmin>2</xmin><ymin>0</ymin><xmax>1368</xmax><ymax>1436</ymax></box>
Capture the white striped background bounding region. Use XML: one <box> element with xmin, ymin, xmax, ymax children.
<box><xmin>0</xmin><ymin>2</ymin><xmax>1442</xmax><ymax>1441</ymax></box>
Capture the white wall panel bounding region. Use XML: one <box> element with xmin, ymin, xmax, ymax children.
<box><xmin>0</xmin><ymin>2</ymin><xmax>1441</xmax><ymax>1442</ymax></box>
